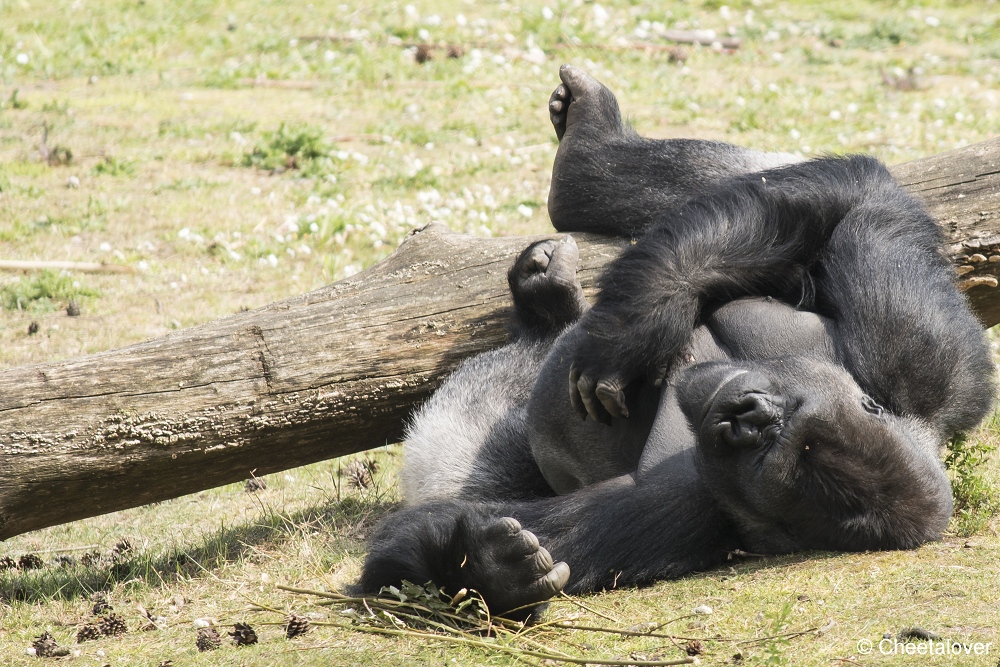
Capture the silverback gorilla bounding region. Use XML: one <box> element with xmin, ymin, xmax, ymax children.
<box><xmin>355</xmin><ymin>66</ymin><xmax>995</xmax><ymax>618</ymax></box>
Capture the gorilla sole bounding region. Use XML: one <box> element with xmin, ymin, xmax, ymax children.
<box><xmin>355</xmin><ymin>65</ymin><xmax>995</xmax><ymax>619</ymax></box>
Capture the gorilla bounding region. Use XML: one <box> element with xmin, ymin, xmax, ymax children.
<box><xmin>354</xmin><ymin>66</ymin><xmax>995</xmax><ymax>619</ymax></box>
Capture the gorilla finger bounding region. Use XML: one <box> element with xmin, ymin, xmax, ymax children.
<box><xmin>502</xmin><ymin>529</ymin><xmax>541</xmax><ymax>559</ymax></box>
<box><xmin>529</xmin><ymin>546</ymin><xmax>555</xmax><ymax>574</ymax></box>
<box><xmin>578</xmin><ymin>376</ymin><xmax>612</xmax><ymax>425</ymax></box>
<box><xmin>546</xmin><ymin>236</ymin><xmax>580</xmax><ymax>283</ymax></box>
<box><xmin>483</xmin><ymin>517</ymin><xmax>522</xmax><ymax>538</ymax></box>
<box><xmin>529</xmin><ymin>562</ymin><xmax>570</xmax><ymax>598</ymax></box>
<box><xmin>549</xmin><ymin>99</ymin><xmax>564</xmax><ymax>114</ymax></box>
<box><xmin>551</xmin><ymin>83</ymin><xmax>568</xmax><ymax>102</ymax></box>
<box><xmin>652</xmin><ymin>363</ymin><xmax>671</xmax><ymax>387</ymax></box>
<box><xmin>569</xmin><ymin>368</ymin><xmax>588</xmax><ymax>419</ymax></box>
<box><xmin>595</xmin><ymin>380</ymin><xmax>629</xmax><ymax>419</ymax></box>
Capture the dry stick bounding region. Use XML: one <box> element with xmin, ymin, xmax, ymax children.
<box><xmin>8</xmin><ymin>544</ymin><xmax>101</xmax><ymax>555</ymax></box>
<box><xmin>736</xmin><ymin>627</ymin><xmax>819</xmax><ymax>646</ymax></box>
<box><xmin>0</xmin><ymin>259</ymin><xmax>135</xmax><ymax>274</ymax></box>
<box><xmin>279</xmin><ymin>585</ymin><xmax>668</xmax><ymax>661</ymax></box>
<box><xmin>310</xmin><ymin>619</ymin><xmax>696</xmax><ymax>666</ymax></box>
<box><xmin>277</xmin><ymin>585</ymin><xmax>523</xmax><ymax>632</ymax></box>
<box><xmin>557</xmin><ymin>591</ymin><xmax>621</xmax><ymax>623</ymax></box>
<box><xmin>300</xmin><ymin>32</ymin><xmax>739</xmax><ymax>51</ymax></box>
<box><xmin>553</xmin><ymin>614</ymin><xmax>699</xmax><ymax>639</ymax></box>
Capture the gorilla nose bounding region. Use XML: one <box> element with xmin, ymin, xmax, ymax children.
<box><xmin>718</xmin><ymin>391</ymin><xmax>783</xmax><ymax>448</ymax></box>
<box><xmin>678</xmin><ymin>364</ymin><xmax>781</xmax><ymax>450</ymax></box>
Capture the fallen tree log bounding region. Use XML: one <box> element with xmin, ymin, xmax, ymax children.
<box><xmin>1</xmin><ymin>138</ymin><xmax>999</xmax><ymax>540</ymax></box>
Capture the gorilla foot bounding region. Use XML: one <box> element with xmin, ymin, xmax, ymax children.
<box><xmin>462</xmin><ymin>517</ymin><xmax>570</xmax><ymax>618</ymax></box>
<box><xmin>508</xmin><ymin>237</ymin><xmax>589</xmax><ymax>335</ymax></box>
<box><xmin>548</xmin><ymin>64</ymin><xmax>624</xmax><ymax>142</ymax></box>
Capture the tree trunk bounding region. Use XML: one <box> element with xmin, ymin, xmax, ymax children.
<box><xmin>1</xmin><ymin>138</ymin><xmax>999</xmax><ymax>540</ymax></box>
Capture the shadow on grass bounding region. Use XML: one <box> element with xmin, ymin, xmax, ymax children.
<box><xmin>0</xmin><ymin>491</ymin><xmax>398</xmax><ymax>605</ymax></box>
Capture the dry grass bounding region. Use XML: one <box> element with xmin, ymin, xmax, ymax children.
<box><xmin>1</xmin><ymin>0</ymin><xmax>999</xmax><ymax>664</ymax></box>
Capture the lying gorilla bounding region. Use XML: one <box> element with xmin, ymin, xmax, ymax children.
<box><xmin>355</xmin><ymin>66</ymin><xmax>995</xmax><ymax>618</ymax></box>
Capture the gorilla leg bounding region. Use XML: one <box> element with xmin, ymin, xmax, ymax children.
<box><xmin>401</xmin><ymin>237</ymin><xmax>587</xmax><ymax>503</ymax></box>
<box><xmin>547</xmin><ymin>64</ymin><xmax>799</xmax><ymax>237</ymax></box>
<box><xmin>358</xmin><ymin>459</ymin><xmax>734</xmax><ymax>616</ymax></box>
<box><xmin>356</xmin><ymin>507</ymin><xmax>570</xmax><ymax>621</ymax></box>
<box><xmin>566</xmin><ymin>155</ymin><xmax>920</xmax><ymax>422</ymax></box>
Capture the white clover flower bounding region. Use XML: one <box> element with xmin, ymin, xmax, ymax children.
<box><xmin>16</xmin><ymin>53</ymin><xmax>29</xmax><ymax>65</ymax></box>
<box><xmin>592</xmin><ymin>4</ymin><xmax>609</xmax><ymax>27</ymax></box>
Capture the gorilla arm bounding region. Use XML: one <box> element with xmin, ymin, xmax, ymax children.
<box><xmin>356</xmin><ymin>453</ymin><xmax>736</xmax><ymax>615</ymax></box>
<box><xmin>570</xmin><ymin>155</ymin><xmax>898</xmax><ymax>422</ymax></box>
<box><xmin>816</xmin><ymin>189</ymin><xmax>995</xmax><ymax>435</ymax></box>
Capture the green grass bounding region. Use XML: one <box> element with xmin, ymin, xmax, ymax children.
<box><xmin>1</xmin><ymin>0</ymin><xmax>999</xmax><ymax>664</ymax></box>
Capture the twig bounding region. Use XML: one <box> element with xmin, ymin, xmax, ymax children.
<box><xmin>236</xmin><ymin>78</ymin><xmax>318</xmax><ymax>90</ymax></box>
<box><xmin>311</xmin><ymin>619</ymin><xmax>696</xmax><ymax>666</ymax></box>
<box><xmin>558</xmin><ymin>591</ymin><xmax>620</xmax><ymax>623</ymax></box>
<box><xmin>0</xmin><ymin>260</ymin><xmax>135</xmax><ymax>274</ymax></box>
<box><xmin>277</xmin><ymin>584</ymin><xmax>522</xmax><ymax>631</ymax></box>
<box><xmin>3</xmin><ymin>544</ymin><xmax>100</xmax><ymax>556</ymax></box>
<box><xmin>553</xmin><ymin>614</ymin><xmax>699</xmax><ymax>639</ymax></box>
<box><xmin>736</xmin><ymin>627</ymin><xmax>818</xmax><ymax>646</ymax></box>
<box><xmin>302</xmin><ymin>32</ymin><xmax>740</xmax><ymax>51</ymax></box>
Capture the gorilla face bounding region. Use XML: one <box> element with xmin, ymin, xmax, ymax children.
<box><xmin>676</xmin><ymin>357</ymin><xmax>953</xmax><ymax>554</ymax></box>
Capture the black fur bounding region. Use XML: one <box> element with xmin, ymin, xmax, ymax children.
<box><xmin>355</xmin><ymin>66</ymin><xmax>995</xmax><ymax>617</ymax></box>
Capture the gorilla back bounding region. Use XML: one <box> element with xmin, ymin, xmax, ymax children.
<box><xmin>355</xmin><ymin>66</ymin><xmax>995</xmax><ymax>619</ymax></box>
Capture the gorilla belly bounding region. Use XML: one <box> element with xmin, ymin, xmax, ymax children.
<box><xmin>529</xmin><ymin>297</ymin><xmax>838</xmax><ymax>492</ymax></box>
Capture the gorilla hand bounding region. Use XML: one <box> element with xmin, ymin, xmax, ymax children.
<box><xmin>568</xmin><ymin>293</ymin><xmax>698</xmax><ymax>424</ymax></box>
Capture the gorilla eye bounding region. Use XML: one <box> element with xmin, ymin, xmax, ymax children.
<box><xmin>861</xmin><ymin>396</ymin><xmax>884</xmax><ymax>416</ymax></box>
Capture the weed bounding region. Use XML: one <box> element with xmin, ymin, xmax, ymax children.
<box><xmin>945</xmin><ymin>429</ymin><xmax>999</xmax><ymax>536</ymax></box>
<box><xmin>849</xmin><ymin>18</ymin><xmax>919</xmax><ymax>49</ymax></box>
<box><xmin>4</xmin><ymin>89</ymin><xmax>27</xmax><ymax>110</ymax></box>
<box><xmin>40</xmin><ymin>99</ymin><xmax>70</xmax><ymax>114</ymax></box>
<box><xmin>0</xmin><ymin>272</ymin><xmax>98</xmax><ymax>314</ymax></box>
<box><xmin>760</xmin><ymin>601</ymin><xmax>794</xmax><ymax>665</ymax></box>
<box><xmin>241</xmin><ymin>122</ymin><xmax>334</xmax><ymax>175</ymax></box>
<box><xmin>92</xmin><ymin>156</ymin><xmax>136</xmax><ymax>177</ymax></box>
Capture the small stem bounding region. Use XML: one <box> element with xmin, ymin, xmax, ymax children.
<box><xmin>313</xmin><ymin>620</ymin><xmax>695</xmax><ymax>666</ymax></box>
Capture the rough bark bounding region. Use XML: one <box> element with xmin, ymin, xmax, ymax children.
<box><xmin>0</xmin><ymin>138</ymin><xmax>998</xmax><ymax>540</ymax></box>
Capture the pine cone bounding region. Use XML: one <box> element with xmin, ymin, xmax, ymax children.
<box><xmin>76</xmin><ymin>623</ymin><xmax>102</xmax><ymax>643</ymax></box>
<box><xmin>55</xmin><ymin>554</ymin><xmax>77</xmax><ymax>568</ymax></box>
<box><xmin>686</xmin><ymin>639</ymin><xmax>704</xmax><ymax>656</ymax></box>
<box><xmin>91</xmin><ymin>593</ymin><xmax>112</xmax><ymax>616</ymax></box>
<box><xmin>196</xmin><ymin>627</ymin><xmax>222</xmax><ymax>652</ymax></box>
<box><xmin>285</xmin><ymin>613</ymin><xmax>310</xmax><ymax>639</ymax></box>
<box><xmin>99</xmin><ymin>612</ymin><xmax>128</xmax><ymax>637</ymax></box>
<box><xmin>244</xmin><ymin>477</ymin><xmax>268</xmax><ymax>492</ymax></box>
<box><xmin>0</xmin><ymin>556</ymin><xmax>15</xmax><ymax>570</ymax></box>
<box><xmin>229</xmin><ymin>622</ymin><xmax>258</xmax><ymax>646</ymax></box>
<box><xmin>18</xmin><ymin>553</ymin><xmax>44</xmax><ymax>570</ymax></box>
<box><xmin>80</xmin><ymin>550</ymin><xmax>104</xmax><ymax>567</ymax></box>
<box><xmin>342</xmin><ymin>458</ymin><xmax>378</xmax><ymax>489</ymax></box>
<box><xmin>32</xmin><ymin>632</ymin><xmax>69</xmax><ymax>657</ymax></box>
<box><xmin>111</xmin><ymin>538</ymin><xmax>135</xmax><ymax>562</ymax></box>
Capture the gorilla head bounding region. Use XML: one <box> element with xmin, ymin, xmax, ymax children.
<box><xmin>678</xmin><ymin>357</ymin><xmax>952</xmax><ymax>554</ymax></box>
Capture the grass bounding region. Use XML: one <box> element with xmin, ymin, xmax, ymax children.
<box><xmin>1</xmin><ymin>0</ymin><xmax>999</xmax><ymax>664</ymax></box>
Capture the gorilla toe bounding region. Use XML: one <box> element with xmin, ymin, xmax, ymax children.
<box><xmin>466</xmin><ymin>517</ymin><xmax>570</xmax><ymax>617</ymax></box>
<box><xmin>508</xmin><ymin>237</ymin><xmax>588</xmax><ymax>336</ymax></box>
<box><xmin>553</xmin><ymin>64</ymin><xmax>625</xmax><ymax>142</ymax></box>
